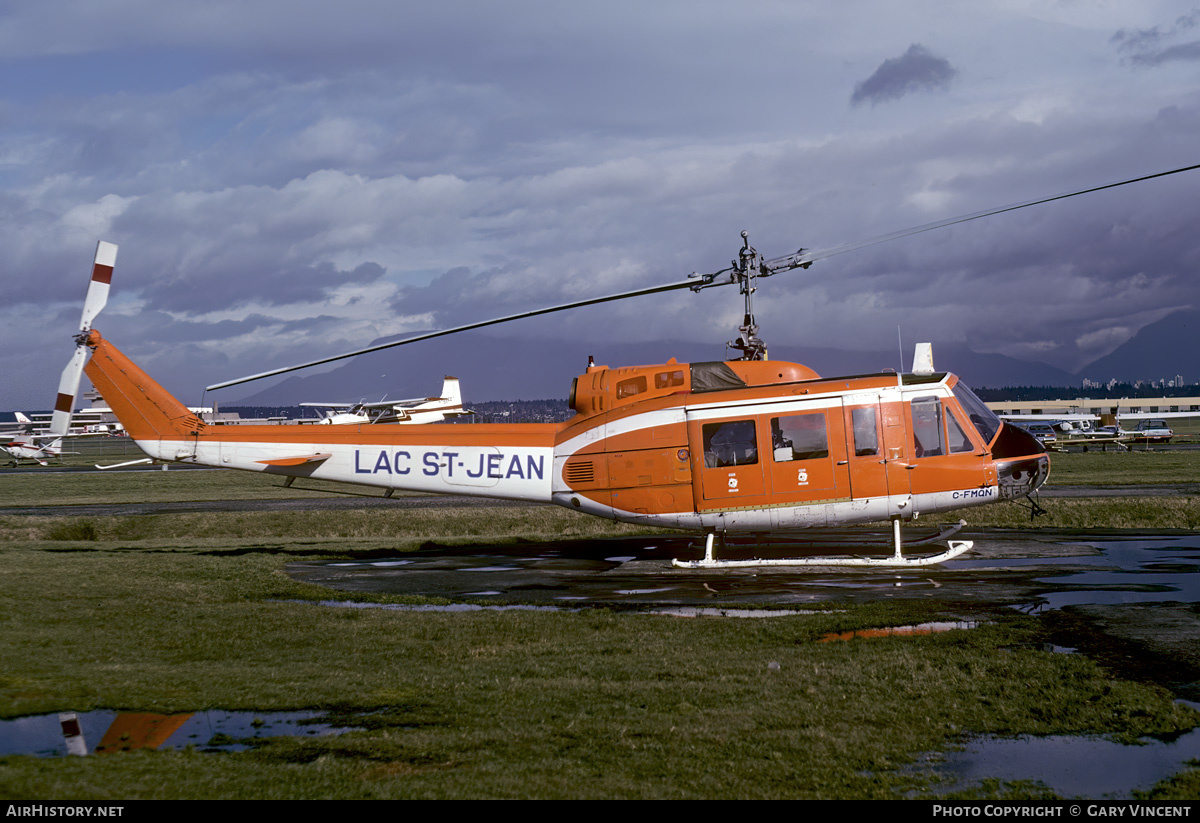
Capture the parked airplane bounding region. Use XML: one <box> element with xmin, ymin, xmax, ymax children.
<box><xmin>299</xmin><ymin>378</ymin><xmax>472</xmax><ymax>425</ymax></box>
<box><xmin>1001</xmin><ymin>410</ymin><xmax>1194</xmax><ymax>450</ymax></box>
<box><xmin>2</xmin><ymin>437</ymin><xmax>69</xmax><ymax>467</ymax></box>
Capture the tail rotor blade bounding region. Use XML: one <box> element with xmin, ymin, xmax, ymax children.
<box><xmin>80</xmin><ymin>241</ymin><xmax>117</xmax><ymax>331</ymax></box>
<box><xmin>50</xmin><ymin>345</ymin><xmax>89</xmax><ymax>436</ymax></box>
<box><xmin>52</xmin><ymin>241</ymin><xmax>118</xmax><ymax>435</ymax></box>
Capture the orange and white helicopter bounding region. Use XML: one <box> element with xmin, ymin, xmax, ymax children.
<box><xmin>57</xmin><ymin>164</ymin><xmax>1199</xmax><ymax>567</ymax></box>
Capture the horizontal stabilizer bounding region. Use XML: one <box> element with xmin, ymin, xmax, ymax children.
<box><xmin>256</xmin><ymin>453</ymin><xmax>333</xmax><ymax>467</ymax></box>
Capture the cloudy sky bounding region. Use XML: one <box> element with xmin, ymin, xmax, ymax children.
<box><xmin>3</xmin><ymin>1</ymin><xmax>1200</xmax><ymax>408</ymax></box>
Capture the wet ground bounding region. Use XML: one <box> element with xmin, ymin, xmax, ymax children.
<box><xmin>4</xmin><ymin>494</ymin><xmax>1199</xmax><ymax>797</ymax></box>
<box><xmin>286</xmin><ymin>527</ymin><xmax>1200</xmax><ymax>797</ymax></box>
<box><xmin>289</xmin><ymin>529</ymin><xmax>1200</xmax><ymax>698</ymax></box>
<box><xmin>0</xmin><ymin>710</ymin><xmax>352</xmax><ymax>758</ymax></box>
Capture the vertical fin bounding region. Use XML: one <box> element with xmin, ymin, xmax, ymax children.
<box><xmin>83</xmin><ymin>331</ymin><xmax>205</xmax><ymax>441</ymax></box>
<box><xmin>912</xmin><ymin>342</ymin><xmax>934</xmax><ymax>375</ymax></box>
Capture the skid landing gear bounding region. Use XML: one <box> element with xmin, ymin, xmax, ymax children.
<box><xmin>671</xmin><ymin>519</ymin><xmax>973</xmax><ymax>569</ymax></box>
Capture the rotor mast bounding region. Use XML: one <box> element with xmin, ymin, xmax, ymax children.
<box><xmin>727</xmin><ymin>231</ymin><xmax>766</xmax><ymax>360</ymax></box>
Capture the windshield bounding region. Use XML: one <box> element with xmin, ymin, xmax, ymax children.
<box><xmin>951</xmin><ymin>381</ymin><xmax>1002</xmax><ymax>445</ymax></box>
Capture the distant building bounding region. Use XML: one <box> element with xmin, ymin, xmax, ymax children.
<box><xmin>987</xmin><ymin>395</ymin><xmax>1200</xmax><ymax>417</ymax></box>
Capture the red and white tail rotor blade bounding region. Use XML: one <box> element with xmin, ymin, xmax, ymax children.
<box><xmin>80</xmin><ymin>241</ymin><xmax>116</xmax><ymax>331</ymax></box>
<box><xmin>51</xmin><ymin>241</ymin><xmax>117</xmax><ymax>436</ymax></box>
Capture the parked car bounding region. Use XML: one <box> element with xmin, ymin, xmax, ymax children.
<box><xmin>1018</xmin><ymin>422</ymin><xmax>1059</xmax><ymax>447</ymax></box>
<box><xmin>1130</xmin><ymin>419</ymin><xmax>1173</xmax><ymax>444</ymax></box>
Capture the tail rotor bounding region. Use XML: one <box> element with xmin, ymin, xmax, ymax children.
<box><xmin>51</xmin><ymin>241</ymin><xmax>117</xmax><ymax>436</ymax></box>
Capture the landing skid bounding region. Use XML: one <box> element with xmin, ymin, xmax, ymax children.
<box><xmin>672</xmin><ymin>520</ymin><xmax>972</xmax><ymax>569</ymax></box>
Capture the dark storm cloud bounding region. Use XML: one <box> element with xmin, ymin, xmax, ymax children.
<box><xmin>138</xmin><ymin>254</ymin><xmax>385</xmax><ymax>315</ymax></box>
<box><xmin>97</xmin><ymin>311</ymin><xmax>346</xmax><ymax>346</ymax></box>
<box><xmin>850</xmin><ymin>44</ymin><xmax>957</xmax><ymax>107</ymax></box>
<box><xmin>1112</xmin><ymin>9</ymin><xmax>1200</xmax><ymax>66</ymax></box>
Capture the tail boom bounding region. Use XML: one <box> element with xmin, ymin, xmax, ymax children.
<box><xmin>82</xmin><ymin>330</ymin><xmax>555</xmax><ymax>501</ymax></box>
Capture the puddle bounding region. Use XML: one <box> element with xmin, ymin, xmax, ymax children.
<box><xmin>920</xmin><ymin>725</ymin><xmax>1200</xmax><ymax>799</ymax></box>
<box><xmin>646</xmin><ymin>607</ymin><xmax>828</xmax><ymax>618</ymax></box>
<box><xmin>318</xmin><ymin>599</ymin><xmax>568</xmax><ymax>613</ymax></box>
<box><xmin>1033</xmin><ymin>538</ymin><xmax>1200</xmax><ymax>610</ymax></box>
<box><xmin>0</xmin><ymin>710</ymin><xmax>352</xmax><ymax>757</ymax></box>
<box><xmin>288</xmin><ymin>533</ymin><xmax>1200</xmax><ymax>613</ymax></box>
<box><xmin>1034</xmin><ymin>537</ymin><xmax>1200</xmax><ymax>611</ymax></box>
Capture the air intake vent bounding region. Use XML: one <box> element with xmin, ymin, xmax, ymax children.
<box><xmin>564</xmin><ymin>461</ymin><xmax>595</xmax><ymax>484</ymax></box>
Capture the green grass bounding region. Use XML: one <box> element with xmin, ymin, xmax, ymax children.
<box><xmin>0</xmin><ymin>537</ymin><xmax>1194</xmax><ymax>799</ymax></box>
<box><xmin>0</xmin><ymin>465</ymin><xmax>405</xmax><ymax>508</ymax></box>
<box><xmin>1044</xmin><ymin>449</ymin><xmax>1200</xmax><ymax>486</ymax></box>
<box><xmin>924</xmin><ymin>496</ymin><xmax>1200</xmax><ymax>530</ymax></box>
<box><xmin>0</xmin><ymin>505</ymin><xmax>663</xmax><ymax>544</ymax></box>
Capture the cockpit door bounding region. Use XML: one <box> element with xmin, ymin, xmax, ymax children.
<box><xmin>842</xmin><ymin>396</ymin><xmax>889</xmax><ymax>500</ymax></box>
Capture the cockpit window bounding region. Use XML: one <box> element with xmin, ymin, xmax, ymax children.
<box><xmin>952</xmin><ymin>381</ymin><xmax>1002</xmax><ymax>444</ymax></box>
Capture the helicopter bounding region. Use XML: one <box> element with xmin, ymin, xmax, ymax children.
<box><xmin>59</xmin><ymin>163</ymin><xmax>1200</xmax><ymax>567</ymax></box>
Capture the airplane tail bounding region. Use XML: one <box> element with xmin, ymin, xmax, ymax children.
<box><xmin>441</xmin><ymin>376</ymin><xmax>463</xmax><ymax>408</ymax></box>
<box><xmin>14</xmin><ymin>412</ymin><xmax>31</xmax><ymax>424</ymax></box>
<box><xmin>82</xmin><ymin>331</ymin><xmax>206</xmax><ymax>441</ymax></box>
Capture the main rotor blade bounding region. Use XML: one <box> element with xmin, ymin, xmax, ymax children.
<box><xmin>763</xmin><ymin>162</ymin><xmax>1200</xmax><ymax>272</ymax></box>
<box><xmin>206</xmin><ymin>276</ymin><xmax>701</xmax><ymax>391</ymax></box>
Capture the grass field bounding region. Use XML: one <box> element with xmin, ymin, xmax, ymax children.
<box><xmin>1</xmin><ymin>537</ymin><xmax>1196</xmax><ymax>799</ymax></box>
<box><xmin>1</xmin><ymin>444</ymin><xmax>1199</xmax><ymax>798</ymax></box>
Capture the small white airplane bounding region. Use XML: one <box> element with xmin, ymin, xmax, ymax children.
<box><xmin>299</xmin><ymin>377</ymin><xmax>472</xmax><ymax>425</ymax></box>
<box><xmin>2</xmin><ymin>436</ymin><xmax>70</xmax><ymax>467</ymax></box>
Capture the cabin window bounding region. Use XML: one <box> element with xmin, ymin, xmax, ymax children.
<box><xmin>911</xmin><ymin>397</ymin><xmax>945</xmax><ymax>458</ymax></box>
<box><xmin>850</xmin><ymin>407</ymin><xmax>878</xmax><ymax>457</ymax></box>
<box><xmin>655</xmin><ymin>370</ymin><xmax>685</xmax><ymax>389</ymax></box>
<box><xmin>702</xmin><ymin>420</ymin><xmax>758</xmax><ymax>467</ymax></box>
<box><xmin>946</xmin><ymin>406</ymin><xmax>975</xmax><ymax>454</ymax></box>
<box><xmin>951</xmin><ymin>381</ymin><xmax>1001</xmax><ymax>444</ymax></box>
<box><xmin>770</xmin><ymin>413</ymin><xmax>828</xmax><ymax>462</ymax></box>
<box><xmin>616</xmin><ymin>376</ymin><xmax>647</xmax><ymax>399</ymax></box>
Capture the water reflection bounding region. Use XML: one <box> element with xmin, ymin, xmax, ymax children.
<box><xmin>948</xmin><ymin>535</ymin><xmax>1200</xmax><ymax>610</ymax></box>
<box><xmin>922</xmin><ymin>725</ymin><xmax>1200</xmax><ymax>799</ymax></box>
<box><xmin>0</xmin><ymin>709</ymin><xmax>351</xmax><ymax>758</ymax></box>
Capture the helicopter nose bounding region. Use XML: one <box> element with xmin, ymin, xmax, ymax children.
<box><xmin>991</xmin><ymin>422</ymin><xmax>1050</xmax><ymax>499</ymax></box>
